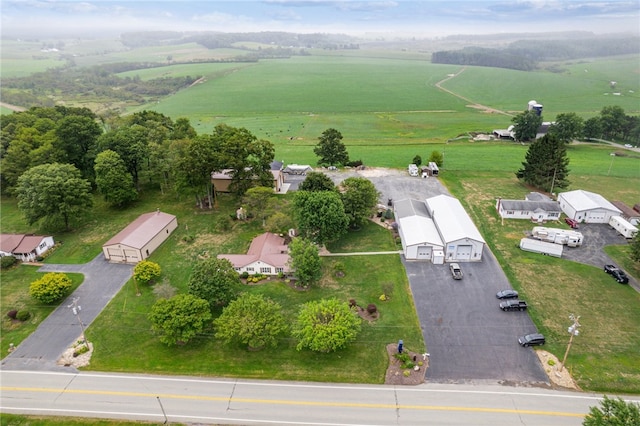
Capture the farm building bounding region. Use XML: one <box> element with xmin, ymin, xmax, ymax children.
<box><xmin>0</xmin><ymin>234</ymin><xmax>55</xmax><ymax>262</ymax></box>
<box><xmin>426</xmin><ymin>194</ymin><xmax>485</xmax><ymax>262</ymax></box>
<box><xmin>558</xmin><ymin>190</ymin><xmax>621</xmax><ymax>224</ymax></box>
<box><xmin>496</xmin><ymin>192</ymin><xmax>561</xmax><ymax>222</ymax></box>
<box><xmin>217</xmin><ymin>232</ymin><xmax>290</xmax><ymax>275</ymax></box>
<box><xmin>102</xmin><ymin>211</ymin><xmax>178</xmax><ymax>264</ymax></box>
<box><xmin>394</xmin><ymin>199</ymin><xmax>444</xmax><ymax>263</ymax></box>
<box><xmin>211</xmin><ymin>167</ymin><xmax>285</xmax><ymax>194</ymax></box>
<box><xmin>611</xmin><ymin>201</ymin><xmax>640</xmax><ymax>226</ymax></box>
<box><xmin>283</xmin><ymin>164</ymin><xmax>313</xmax><ymax>175</ymax></box>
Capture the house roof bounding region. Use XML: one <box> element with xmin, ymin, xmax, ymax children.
<box><xmin>611</xmin><ymin>201</ymin><xmax>640</xmax><ymax>218</ymax></box>
<box><xmin>559</xmin><ymin>190</ymin><xmax>621</xmax><ymax>214</ymax></box>
<box><xmin>217</xmin><ymin>232</ymin><xmax>289</xmax><ymax>269</ymax></box>
<box><xmin>103</xmin><ymin>211</ymin><xmax>176</xmax><ymax>250</ymax></box>
<box><xmin>526</xmin><ymin>192</ymin><xmax>553</xmax><ymax>202</ymax></box>
<box><xmin>0</xmin><ymin>234</ymin><xmax>50</xmax><ymax>254</ymax></box>
<box><xmin>426</xmin><ymin>194</ymin><xmax>485</xmax><ymax>244</ymax></box>
<box><xmin>499</xmin><ymin>199</ymin><xmax>561</xmax><ymax>213</ymax></box>
<box><xmin>393</xmin><ymin>198</ymin><xmax>429</xmax><ymax>220</ymax></box>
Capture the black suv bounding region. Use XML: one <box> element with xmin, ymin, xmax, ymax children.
<box><xmin>604</xmin><ymin>264</ymin><xmax>629</xmax><ymax>284</ymax></box>
<box><xmin>518</xmin><ymin>333</ymin><xmax>545</xmax><ymax>347</ymax></box>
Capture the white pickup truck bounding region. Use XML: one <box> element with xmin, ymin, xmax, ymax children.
<box><xmin>449</xmin><ymin>263</ymin><xmax>463</xmax><ymax>280</ymax></box>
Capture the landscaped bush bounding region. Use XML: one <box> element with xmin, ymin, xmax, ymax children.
<box><xmin>16</xmin><ymin>310</ymin><xmax>31</xmax><ymax>321</ymax></box>
<box><xmin>240</xmin><ymin>271</ymin><xmax>249</xmax><ymax>279</ymax></box>
<box><xmin>1</xmin><ymin>256</ymin><xmax>17</xmax><ymax>269</ymax></box>
<box><xmin>7</xmin><ymin>310</ymin><xmax>18</xmax><ymax>319</ymax></box>
<box><xmin>29</xmin><ymin>272</ymin><xmax>72</xmax><ymax>304</ymax></box>
<box><xmin>366</xmin><ymin>303</ymin><xmax>377</xmax><ymax>314</ymax></box>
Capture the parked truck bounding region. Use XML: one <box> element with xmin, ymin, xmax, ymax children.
<box><xmin>531</xmin><ymin>226</ymin><xmax>583</xmax><ymax>247</ymax></box>
<box><xmin>609</xmin><ymin>215</ymin><xmax>639</xmax><ymax>239</ymax></box>
<box><xmin>500</xmin><ymin>299</ymin><xmax>528</xmax><ymax>311</ymax></box>
<box><xmin>519</xmin><ymin>237</ymin><xmax>563</xmax><ymax>257</ymax></box>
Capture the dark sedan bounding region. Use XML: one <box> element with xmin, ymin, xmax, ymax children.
<box><xmin>496</xmin><ymin>289</ymin><xmax>519</xmax><ymax>299</ymax></box>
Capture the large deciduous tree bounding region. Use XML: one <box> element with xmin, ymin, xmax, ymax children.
<box><xmin>16</xmin><ymin>163</ymin><xmax>93</xmax><ymax>230</ymax></box>
<box><xmin>148</xmin><ymin>294</ymin><xmax>212</xmax><ymax>346</ymax></box>
<box><xmin>583</xmin><ymin>116</ymin><xmax>603</xmax><ymax>140</ymax></box>
<box><xmin>512</xmin><ymin>110</ymin><xmax>543</xmax><ymax>142</ymax></box>
<box><xmin>242</xmin><ymin>186</ymin><xmax>275</xmax><ymax>221</ymax></box>
<box><xmin>599</xmin><ymin>105</ymin><xmax>626</xmax><ymax>140</ymax></box>
<box><xmin>214</xmin><ymin>293</ymin><xmax>287</xmax><ymax>350</ymax></box>
<box><xmin>288</xmin><ymin>238</ymin><xmax>322</xmax><ymax>287</ymax></box>
<box><xmin>340</xmin><ymin>177</ymin><xmax>379</xmax><ymax>228</ymax></box>
<box><xmin>173</xmin><ymin>135</ymin><xmax>221</xmax><ymax>209</ymax></box>
<box><xmin>293</xmin><ymin>190</ymin><xmax>349</xmax><ymax>246</ymax></box>
<box><xmin>549</xmin><ymin>112</ymin><xmax>584</xmax><ymax>143</ymax></box>
<box><xmin>98</xmin><ymin>124</ymin><xmax>149</xmax><ymax>189</ymax></box>
<box><xmin>516</xmin><ymin>134</ymin><xmax>570</xmax><ymax>193</ymax></box>
<box><xmin>188</xmin><ymin>258</ymin><xmax>242</xmax><ymax>309</ymax></box>
<box><xmin>313</xmin><ymin>128</ymin><xmax>350</xmax><ymax>167</ymax></box>
<box><xmin>292</xmin><ymin>298</ymin><xmax>361</xmax><ymax>352</ymax></box>
<box><xmin>630</xmin><ymin>233</ymin><xmax>640</xmax><ymax>263</ymax></box>
<box><xmin>94</xmin><ymin>150</ymin><xmax>138</xmax><ymax>207</ymax></box>
<box><xmin>54</xmin><ymin>115</ymin><xmax>102</xmax><ymax>181</ymax></box>
<box><xmin>298</xmin><ymin>171</ymin><xmax>336</xmax><ymax>192</ymax></box>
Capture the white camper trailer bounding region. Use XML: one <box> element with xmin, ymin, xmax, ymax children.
<box><xmin>520</xmin><ymin>238</ymin><xmax>563</xmax><ymax>257</ymax></box>
<box><xmin>531</xmin><ymin>226</ymin><xmax>583</xmax><ymax>247</ymax></box>
<box><xmin>408</xmin><ymin>164</ymin><xmax>419</xmax><ymax>177</ymax></box>
<box><xmin>609</xmin><ymin>215</ymin><xmax>639</xmax><ymax>239</ymax></box>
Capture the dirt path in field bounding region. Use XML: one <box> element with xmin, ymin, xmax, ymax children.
<box><xmin>434</xmin><ymin>68</ymin><xmax>513</xmax><ymax>117</ymax></box>
<box><xmin>0</xmin><ymin>102</ymin><xmax>27</xmax><ymax>112</ymax></box>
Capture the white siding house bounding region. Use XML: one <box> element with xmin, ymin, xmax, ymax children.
<box><xmin>558</xmin><ymin>190</ymin><xmax>621</xmax><ymax>224</ymax></box>
<box><xmin>0</xmin><ymin>234</ymin><xmax>55</xmax><ymax>262</ymax></box>
<box><xmin>102</xmin><ymin>211</ymin><xmax>178</xmax><ymax>263</ymax></box>
<box><xmin>426</xmin><ymin>194</ymin><xmax>485</xmax><ymax>262</ymax></box>
<box><xmin>218</xmin><ymin>232</ymin><xmax>290</xmax><ymax>275</ymax></box>
<box><xmin>496</xmin><ymin>192</ymin><xmax>562</xmax><ymax>222</ymax></box>
<box><xmin>394</xmin><ymin>199</ymin><xmax>444</xmax><ymax>262</ymax></box>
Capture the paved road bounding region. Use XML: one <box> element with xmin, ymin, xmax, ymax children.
<box><xmin>3</xmin><ymin>370</ymin><xmax>628</xmax><ymax>426</ymax></box>
<box><xmin>1</xmin><ymin>254</ymin><xmax>133</xmax><ymax>372</ymax></box>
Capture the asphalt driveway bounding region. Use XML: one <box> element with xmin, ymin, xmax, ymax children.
<box><xmin>1</xmin><ymin>254</ymin><xmax>132</xmax><ymax>372</ymax></box>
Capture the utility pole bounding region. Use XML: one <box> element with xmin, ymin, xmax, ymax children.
<box><xmin>68</xmin><ymin>297</ymin><xmax>89</xmax><ymax>350</ymax></box>
<box><xmin>559</xmin><ymin>314</ymin><xmax>581</xmax><ymax>373</ymax></box>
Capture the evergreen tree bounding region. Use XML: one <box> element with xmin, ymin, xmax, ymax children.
<box><xmin>516</xmin><ymin>134</ymin><xmax>570</xmax><ymax>193</ymax></box>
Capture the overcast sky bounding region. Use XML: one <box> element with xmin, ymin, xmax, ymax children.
<box><xmin>2</xmin><ymin>1</ymin><xmax>639</xmax><ymax>38</ymax></box>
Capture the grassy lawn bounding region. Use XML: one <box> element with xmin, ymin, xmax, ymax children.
<box><xmin>0</xmin><ymin>414</ymin><xmax>173</xmax><ymax>426</ymax></box>
<box><xmin>441</xmin><ymin>170</ymin><xmax>640</xmax><ymax>393</ymax></box>
<box><xmin>0</xmin><ymin>267</ymin><xmax>84</xmax><ymax>355</ymax></box>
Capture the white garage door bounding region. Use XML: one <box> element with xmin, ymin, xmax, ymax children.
<box><xmin>106</xmin><ymin>247</ymin><xmax>123</xmax><ymax>261</ymax></box>
<box><xmin>124</xmin><ymin>249</ymin><xmax>141</xmax><ymax>263</ymax></box>
<box><xmin>586</xmin><ymin>211</ymin><xmax>606</xmax><ymax>223</ymax></box>
<box><xmin>417</xmin><ymin>246</ymin><xmax>432</xmax><ymax>259</ymax></box>
<box><xmin>455</xmin><ymin>245</ymin><xmax>472</xmax><ymax>260</ymax></box>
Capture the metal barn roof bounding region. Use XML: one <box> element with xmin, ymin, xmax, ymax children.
<box><xmin>426</xmin><ymin>194</ymin><xmax>485</xmax><ymax>244</ymax></box>
<box><xmin>559</xmin><ymin>190</ymin><xmax>621</xmax><ymax>213</ymax></box>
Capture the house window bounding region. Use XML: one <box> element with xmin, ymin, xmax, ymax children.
<box><xmin>275</xmin><ymin>267</ymin><xmax>284</xmax><ymax>274</ymax></box>
<box><xmin>246</xmin><ymin>267</ymin><xmax>254</xmax><ymax>272</ymax></box>
<box><xmin>260</xmin><ymin>267</ymin><xmax>271</xmax><ymax>274</ymax></box>
<box><xmin>234</xmin><ymin>267</ymin><xmax>241</xmax><ymax>272</ymax></box>
<box><xmin>507</xmin><ymin>211</ymin><xmax>514</xmax><ymax>215</ymax></box>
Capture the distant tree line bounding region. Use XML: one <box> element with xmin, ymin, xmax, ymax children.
<box><xmin>432</xmin><ymin>36</ymin><xmax>640</xmax><ymax>70</ymax></box>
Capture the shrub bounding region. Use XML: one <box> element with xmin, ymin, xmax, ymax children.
<box><xmin>182</xmin><ymin>234</ymin><xmax>195</xmax><ymax>243</ymax></box>
<box><xmin>384</xmin><ymin>209</ymin><xmax>394</xmax><ymax>220</ymax></box>
<box><xmin>7</xmin><ymin>310</ymin><xmax>18</xmax><ymax>319</ymax></box>
<box><xmin>73</xmin><ymin>344</ymin><xmax>90</xmax><ymax>357</ymax></box>
<box><xmin>366</xmin><ymin>304</ymin><xmax>377</xmax><ymax>314</ymax></box>
<box><xmin>0</xmin><ymin>256</ymin><xmax>17</xmax><ymax>269</ymax></box>
<box><xmin>240</xmin><ymin>271</ymin><xmax>249</xmax><ymax>279</ymax></box>
<box><xmin>349</xmin><ymin>299</ymin><xmax>357</xmax><ymax>308</ymax></box>
<box><xmin>379</xmin><ymin>294</ymin><xmax>388</xmax><ymax>301</ymax></box>
<box><xmin>16</xmin><ymin>310</ymin><xmax>31</xmax><ymax>321</ymax></box>
<box><xmin>29</xmin><ymin>272</ymin><xmax>72</xmax><ymax>304</ymax></box>
<box><xmin>403</xmin><ymin>370</ymin><xmax>411</xmax><ymax>377</ymax></box>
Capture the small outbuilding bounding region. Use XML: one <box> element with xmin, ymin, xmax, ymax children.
<box><xmin>394</xmin><ymin>199</ymin><xmax>444</xmax><ymax>262</ymax></box>
<box><xmin>217</xmin><ymin>232</ymin><xmax>290</xmax><ymax>275</ymax></box>
<box><xmin>0</xmin><ymin>234</ymin><xmax>55</xmax><ymax>262</ymax></box>
<box><xmin>558</xmin><ymin>190</ymin><xmax>621</xmax><ymax>224</ymax></box>
<box><xmin>611</xmin><ymin>201</ymin><xmax>640</xmax><ymax>226</ymax></box>
<box><xmin>426</xmin><ymin>194</ymin><xmax>485</xmax><ymax>262</ymax></box>
<box><xmin>102</xmin><ymin>210</ymin><xmax>178</xmax><ymax>263</ymax></box>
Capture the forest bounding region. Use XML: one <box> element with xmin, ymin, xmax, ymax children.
<box><xmin>432</xmin><ymin>35</ymin><xmax>640</xmax><ymax>70</ymax></box>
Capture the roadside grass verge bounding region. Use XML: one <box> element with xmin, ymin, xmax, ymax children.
<box><xmin>0</xmin><ymin>414</ymin><xmax>171</xmax><ymax>426</ymax></box>
<box><xmin>441</xmin><ymin>170</ymin><xmax>640</xmax><ymax>393</ymax></box>
<box><xmin>0</xmin><ymin>267</ymin><xmax>84</xmax><ymax>355</ymax></box>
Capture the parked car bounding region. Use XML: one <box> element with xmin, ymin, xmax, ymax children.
<box><xmin>500</xmin><ymin>300</ymin><xmax>528</xmax><ymax>311</ymax></box>
<box><xmin>604</xmin><ymin>264</ymin><xmax>629</xmax><ymax>284</ymax></box>
<box><xmin>564</xmin><ymin>217</ymin><xmax>579</xmax><ymax>229</ymax></box>
<box><xmin>496</xmin><ymin>289</ymin><xmax>519</xmax><ymax>299</ymax></box>
<box><xmin>449</xmin><ymin>263</ymin><xmax>463</xmax><ymax>280</ymax></box>
<box><xmin>624</xmin><ymin>144</ymin><xmax>633</xmax><ymax>148</ymax></box>
<box><xmin>518</xmin><ymin>333</ymin><xmax>545</xmax><ymax>347</ymax></box>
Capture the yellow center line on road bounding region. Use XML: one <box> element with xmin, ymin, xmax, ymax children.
<box><xmin>1</xmin><ymin>386</ymin><xmax>584</xmax><ymax>418</ymax></box>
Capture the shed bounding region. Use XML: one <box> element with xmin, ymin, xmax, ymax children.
<box><xmin>426</xmin><ymin>194</ymin><xmax>485</xmax><ymax>262</ymax></box>
<box><xmin>558</xmin><ymin>190</ymin><xmax>621</xmax><ymax>223</ymax></box>
<box><xmin>394</xmin><ymin>199</ymin><xmax>444</xmax><ymax>261</ymax></box>
<box><xmin>0</xmin><ymin>234</ymin><xmax>55</xmax><ymax>262</ymax></box>
<box><xmin>211</xmin><ymin>168</ymin><xmax>284</xmax><ymax>194</ymax></box>
<box><xmin>283</xmin><ymin>164</ymin><xmax>313</xmax><ymax>175</ymax></box>
<box><xmin>611</xmin><ymin>201</ymin><xmax>640</xmax><ymax>226</ymax></box>
<box><xmin>217</xmin><ymin>232</ymin><xmax>290</xmax><ymax>275</ymax></box>
<box><xmin>102</xmin><ymin>211</ymin><xmax>178</xmax><ymax>263</ymax></box>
